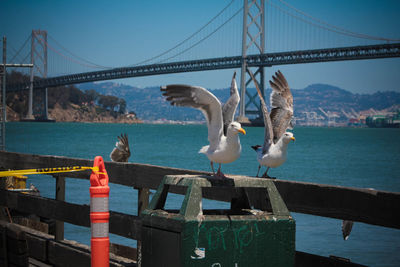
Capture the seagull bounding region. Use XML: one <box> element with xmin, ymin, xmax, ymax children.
<box><xmin>29</xmin><ymin>183</ymin><xmax>40</xmax><ymax>196</ymax></box>
<box><xmin>161</xmin><ymin>72</ymin><xmax>246</xmax><ymax>178</ymax></box>
<box><xmin>110</xmin><ymin>133</ymin><xmax>131</xmax><ymax>162</ymax></box>
<box><xmin>249</xmin><ymin>70</ymin><xmax>295</xmax><ymax>178</ymax></box>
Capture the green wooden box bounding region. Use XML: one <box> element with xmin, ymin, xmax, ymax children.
<box><xmin>141</xmin><ymin>175</ymin><xmax>295</xmax><ymax>267</ymax></box>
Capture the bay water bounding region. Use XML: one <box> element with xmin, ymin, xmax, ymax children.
<box><xmin>5</xmin><ymin>122</ymin><xmax>400</xmax><ymax>266</ymax></box>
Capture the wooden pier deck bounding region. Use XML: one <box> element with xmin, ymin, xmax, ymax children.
<box><xmin>0</xmin><ymin>151</ymin><xmax>399</xmax><ymax>266</ymax></box>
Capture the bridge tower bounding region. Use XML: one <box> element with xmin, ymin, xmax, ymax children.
<box><xmin>25</xmin><ymin>30</ymin><xmax>50</xmax><ymax>121</ymax></box>
<box><xmin>238</xmin><ymin>0</ymin><xmax>266</xmax><ymax>124</ymax></box>
<box><xmin>1</xmin><ymin>37</ymin><xmax>6</xmax><ymax>150</ymax></box>
<box><xmin>1</xmin><ymin>37</ymin><xmax>33</xmax><ymax>150</ymax></box>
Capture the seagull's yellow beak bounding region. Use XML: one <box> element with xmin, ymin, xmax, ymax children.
<box><xmin>238</xmin><ymin>128</ymin><xmax>246</xmax><ymax>135</ymax></box>
<box><xmin>291</xmin><ymin>137</ymin><xmax>295</xmax><ymax>141</ymax></box>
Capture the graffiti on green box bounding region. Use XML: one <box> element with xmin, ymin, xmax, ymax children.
<box><xmin>195</xmin><ymin>222</ymin><xmax>265</xmax><ymax>254</ymax></box>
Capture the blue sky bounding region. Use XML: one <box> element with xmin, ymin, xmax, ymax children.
<box><xmin>1</xmin><ymin>0</ymin><xmax>400</xmax><ymax>94</ymax></box>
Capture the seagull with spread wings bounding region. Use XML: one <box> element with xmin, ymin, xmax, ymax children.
<box><xmin>250</xmin><ymin>70</ymin><xmax>295</xmax><ymax>178</ymax></box>
<box><xmin>110</xmin><ymin>133</ymin><xmax>131</xmax><ymax>162</ymax></box>
<box><xmin>161</xmin><ymin>72</ymin><xmax>246</xmax><ymax>178</ymax></box>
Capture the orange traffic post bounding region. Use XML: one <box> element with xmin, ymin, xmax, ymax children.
<box><xmin>90</xmin><ymin>156</ymin><xmax>110</xmax><ymax>267</ymax></box>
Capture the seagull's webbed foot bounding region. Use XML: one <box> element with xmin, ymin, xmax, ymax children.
<box><xmin>262</xmin><ymin>173</ymin><xmax>276</xmax><ymax>179</ymax></box>
<box><xmin>215</xmin><ymin>170</ymin><xmax>227</xmax><ymax>179</ymax></box>
<box><xmin>261</xmin><ymin>167</ymin><xmax>276</xmax><ymax>179</ymax></box>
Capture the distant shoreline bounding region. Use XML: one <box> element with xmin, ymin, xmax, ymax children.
<box><xmin>6</xmin><ymin>120</ymin><xmax>381</xmax><ymax>128</ymax></box>
<box><xmin>6</xmin><ymin>103</ymin><xmax>142</xmax><ymax>124</ymax></box>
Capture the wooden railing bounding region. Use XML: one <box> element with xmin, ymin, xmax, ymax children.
<box><xmin>1</xmin><ymin>151</ymin><xmax>399</xmax><ymax>266</ymax></box>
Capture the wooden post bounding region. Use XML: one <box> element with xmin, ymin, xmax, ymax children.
<box><xmin>55</xmin><ymin>175</ymin><xmax>65</xmax><ymax>241</ymax></box>
<box><xmin>137</xmin><ymin>188</ymin><xmax>149</xmax><ymax>215</ymax></box>
<box><xmin>135</xmin><ymin>187</ymin><xmax>149</xmax><ymax>267</ymax></box>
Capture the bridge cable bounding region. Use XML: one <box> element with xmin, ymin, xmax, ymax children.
<box><xmin>9</xmin><ymin>46</ymin><xmax>31</xmax><ymax>66</ymax></box>
<box><xmin>48</xmin><ymin>34</ymin><xmax>111</xmax><ymax>69</ymax></box>
<box><xmin>133</xmin><ymin>0</ymin><xmax>237</xmax><ymax>66</ymax></box>
<box><xmin>157</xmin><ymin>6</ymin><xmax>243</xmax><ymax>63</ymax></box>
<box><xmin>8</xmin><ymin>46</ymin><xmax>26</xmax><ymax>65</ymax></box>
<box><xmin>35</xmin><ymin>35</ymin><xmax>110</xmax><ymax>70</ymax></box>
<box><xmin>8</xmin><ymin>35</ymin><xmax>31</xmax><ymax>63</ymax></box>
<box><xmin>269</xmin><ymin>0</ymin><xmax>380</xmax><ymax>43</ymax></box>
<box><xmin>277</xmin><ymin>0</ymin><xmax>400</xmax><ymax>42</ymax></box>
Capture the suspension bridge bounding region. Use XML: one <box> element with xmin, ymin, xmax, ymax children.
<box><xmin>1</xmin><ymin>0</ymin><xmax>400</xmax><ymax>124</ymax></box>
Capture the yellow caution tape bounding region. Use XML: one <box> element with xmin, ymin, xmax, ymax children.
<box><xmin>0</xmin><ymin>166</ymin><xmax>104</xmax><ymax>178</ymax></box>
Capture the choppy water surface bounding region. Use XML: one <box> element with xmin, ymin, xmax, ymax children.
<box><xmin>6</xmin><ymin>122</ymin><xmax>400</xmax><ymax>266</ymax></box>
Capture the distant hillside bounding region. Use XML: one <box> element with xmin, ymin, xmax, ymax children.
<box><xmin>5</xmin><ymin>71</ymin><xmax>140</xmax><ymax>123</ymax></box>
<box><xmin>78</xmin><ymin>82</ymin><xmax>207</xmax><ymax>121</ymax></box>
<box><xmin>77</xmin><ymin>82</ymin><xmax>400</xmax><ymax>121</ymax></box>
<box><xmin>293</xmin><ymin>84</ymin><xmax>400</xmax><ymax>113</ymax></box>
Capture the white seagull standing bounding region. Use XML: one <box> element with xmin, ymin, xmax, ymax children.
<box><xmin>249</xmin><ymin>70</ymin><xmax>295</xmax><ymax>178</ymax></box>
<box><xmin>161</xmin><ymin>72</ymin><xmax>246</xmax><ymax>178</ymax></box>
<box><xmin>110</xmin><ymin>133</ymin><xmax>131</xmax><ymax>162</ymax></box>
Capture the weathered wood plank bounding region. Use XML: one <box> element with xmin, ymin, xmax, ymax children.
<box><xmin>273</xmin><ymin>179</ymin><xmax>400</xmax><ymax>229</ymax></box>
<box><xmin>0</xmin><ymin>151</ymin><xmax>399</xmax><ymax>229</ymax></box>
<box><xmin>25</xmin><ymin>233</ymin><xmax>48</xmax><ymax>262</ymax></box>
<box><xmin>0</xmin><ymin>223</ymin><xmax>8</xmax><ymax>266</ymax></box>
<box><xmin>0</xmin><ymin>151</ymin><xmax>208</xmax><ymax>187</ymax></box>
<box><xmin>12</xmin><ymin>217</ymin><xmax>49</xmax><ymax>234</ymax></box>
<box><xmin>7</xmin><ymin>250</ymin><xmax>28</xmax><ymax>266</ymax></box>
<box><xmin>0</xmin><ymin>189</ymin><xmax>142</xmax><ymax>240</ymax></box>
<box><xmin>47</xmin><ymin>236</ymin><xmax>136</xmax><ymax>267</ymax></box>
<box><xmin>28</xmin><ymin>257</ymin><xmax>53</xmax><ymax>267</ymax></box>
<box><xmin>295</xmin><ymin>251</ymin><xmax>367</xmax><ymax>267</ymax></box>
<box><xmin>48</xmin><ymin>239</ymin><xmax>91</xmax><ymax>267</ymax></box>
<box><xmin>1</xmin><ymin>220</ymin><xmax>49</xmax><ymax>262</ymax></box>
<box><xmin>55</xmin><ymin>175</ymin><xmax>65</xmax><ymax>241</ymax></box>
<box><xmin>0</xmin><ymin>221</ymin><xmax>136</xmax><ymax>267</ymax></box>
<box><xmin>110</xmin><ymin>243</ymin><xmax>137</xmax><ymax>261</ymax></box>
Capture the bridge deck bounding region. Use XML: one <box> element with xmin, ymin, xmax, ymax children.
<box><xmin>7</xmin><ymin>43</ymin><xmax>400</xmax><ymax>91</ymax></box>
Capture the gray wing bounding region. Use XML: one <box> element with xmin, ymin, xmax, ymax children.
<box><xmin>161</xmin><ymin>84</ymin><xmax>223</xmax><ymax>151</ymax></box>
<box><xmin>110</xmin><ymin>133</ymin><xmax>131</xmax><ymax>162</ymax></box>
<box><xmin>248</xmin><ymin>68</ymin><xmax>273</xmax><ymax>155</ymax></box>
<box><xmin>222</xmin><ymin>72</ymin><xmax>240</xmax><ymax>136</ymax></box>
<box><xmin>269</xmin><ymin>70</ymin><xmax>294</xmax><ymax>143</ymax></box>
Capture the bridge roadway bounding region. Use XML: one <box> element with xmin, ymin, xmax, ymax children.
<box><xmin>7</xmin><ymin>42</ymin><xmax>400</xmax><ymax>91</ymax></box>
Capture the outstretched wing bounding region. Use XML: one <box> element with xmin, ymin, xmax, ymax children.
<box><xmin>161</xmin><ymin>84</ymin><xmax>223</xmax><ymax>151</ymax></box>
<box><xmin>110</xmin><ymin>133</ymin><xmax>131</xmax><ymax>162</ymax></box>
<box><xmin>269</xmin><ymin>70</ymin><xmax>293</xmax><ymax>143</ymax></box>
<box><xmin>222</xmin><ymin>72</ymin><xmax>240</xmax><ymax>136</ymax></box>
<box><xmin>248</xmin><ymin>69</ymin><xmax>274</xmax><ymax>155</ymax></box>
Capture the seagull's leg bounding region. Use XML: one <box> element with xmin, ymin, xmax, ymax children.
<box><xmin>262</xmin><ymin>167</ymin><xmax>272</xmax><ymax>178</ymax></box>
<box><xmin>262</xmin><ymin>167</ymin><xmax>276</xmax><ymax>179</ymax></box>
<box><xmin>216</xmin><ymin>164</ymin><xmax>227</xmax><ymax>179</ymax></box>
<box><xmin>262</xmin><ymin>167</ymin><xmax>269</xmax><ymax>177</ymax></box>
<box><xmin>216</xmin><ymin>164</ymin><xmax>222</xmax><ymax>176</ymax></box>
<box><xmin>256</xmin><ymin>165</ymin><xmax>261</xmax><ymax>177</ymax></box>
<box><xmin>210</xmin><ymin>161</ymin><xmax>216</xmax><ymax>176</ymax></box>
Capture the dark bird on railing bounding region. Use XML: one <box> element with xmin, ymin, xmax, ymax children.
<box><xmin>110</xmin><ymin>134</ymin><xmax>131</xmax><ymax>162</ymax></box>
<box><xmin>161</xmin><ymin>72</ymin><xmax>246</xmax><ymax>178</ymax></box>
<box><xmin>249</xmin><ymin>70</ymin><xmax>295</xmax><ymax>178</ymax></box>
